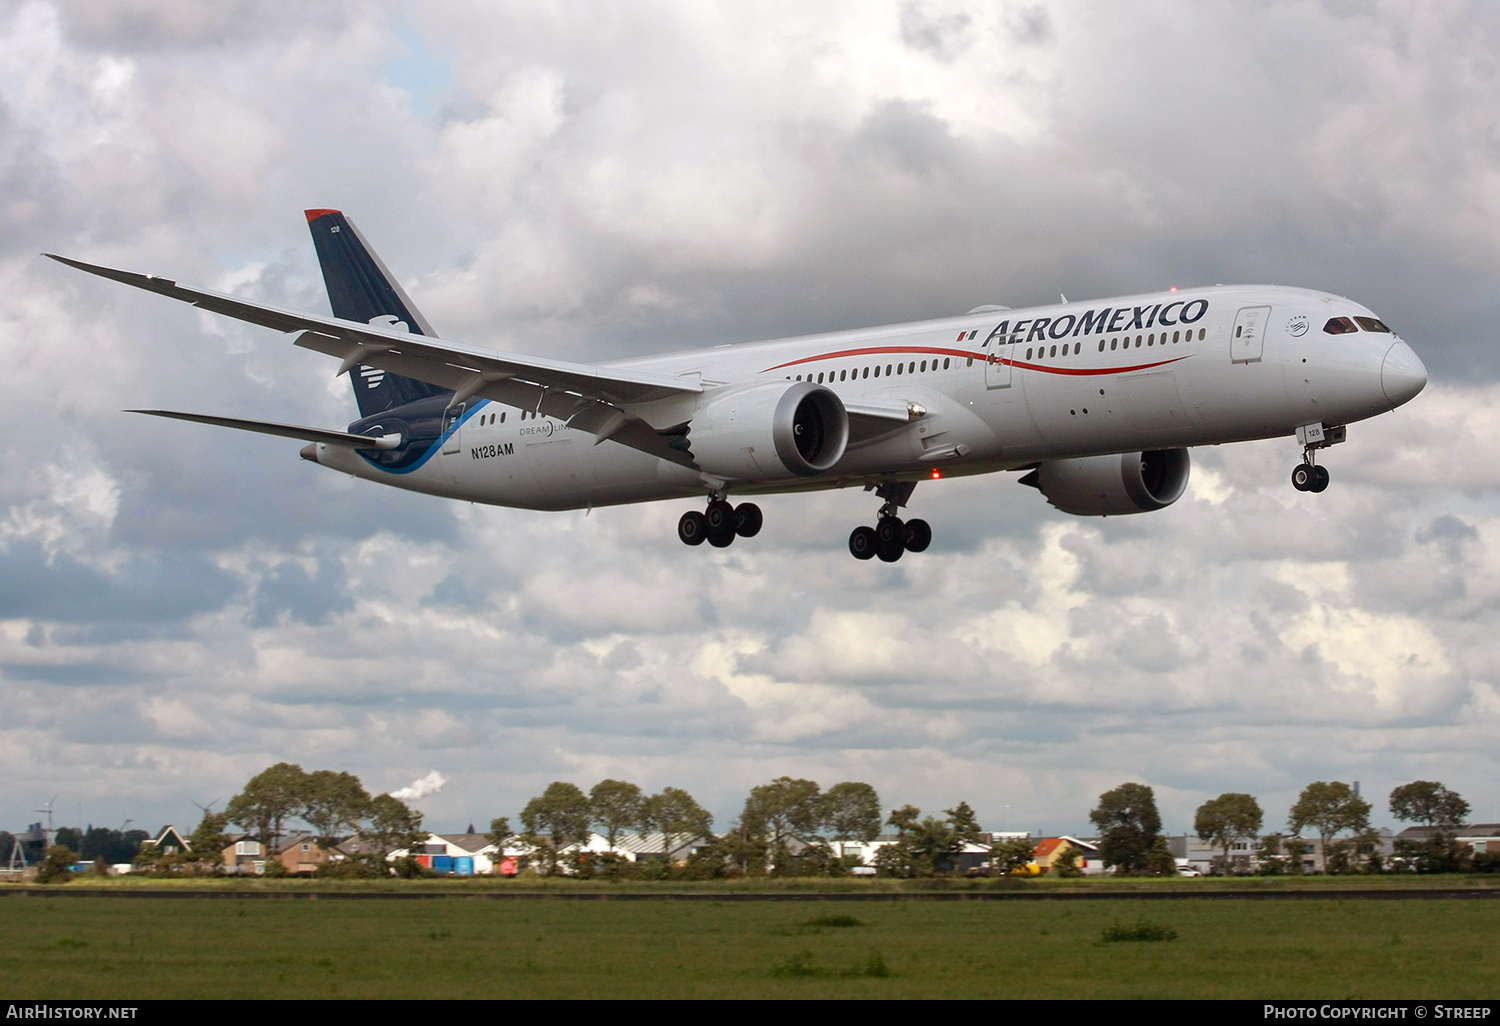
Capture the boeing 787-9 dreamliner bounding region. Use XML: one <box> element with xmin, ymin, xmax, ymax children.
<box><xmin>48</xmin><ymin>209</ymin><xmax>1428</xmax><ymax>562</ymax></box>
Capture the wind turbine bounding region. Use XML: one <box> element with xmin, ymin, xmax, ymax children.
<box><xmin>34</xmin><ymin>795</ymin><xmax>58</xmax><ymax>849</ymax></box>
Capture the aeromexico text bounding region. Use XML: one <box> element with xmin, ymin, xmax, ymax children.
<box><xmin>985</xmin><ymin>299</ymin><xmax>1209</xmax><ymax>345</ymax></box>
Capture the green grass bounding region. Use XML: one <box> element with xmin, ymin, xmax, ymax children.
<box><xmin>1</xmin><ymin>895</ymin><xmax>1496</xmax><ymax>999</ymax></box>
<box><xmin>13</xmin><ymin>872</ymin><xmax>1499</xmax><ymax>894</ymax></box>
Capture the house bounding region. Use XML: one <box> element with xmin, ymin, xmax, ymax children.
<box><xmin>273</xmin><ymin>831</ymin><xmax>337</xmax><ymax>875</ymax></box>
<box><xmin>1031</xmin><ymin>836</ymin><xmax>1103</xmax><ymax>875</ymax></box>
<box><xmin>822</xmin><ymin>833</ymin><xmax>1007</xmax><ymax>875</ymax></box>
<box><xmin>387</xmin><ymin>832</ymin><xmax>502</xmax><ymax>875</ymax></box>
<box><xmin>220</xmin><ymin>833</ymin><xmax>265</xmax><ymax>875</ymax></box>
<box><xmin>1393</xmin><ymin>823</ymin><xmax>1500</xmax><ymax>854</ymax></box>
<box><xmin>146</xmin><ymin>825</ymin><xmax>191</xmax><ymax>856</ymax></box>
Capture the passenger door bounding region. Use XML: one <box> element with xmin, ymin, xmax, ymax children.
<box><xmin>1230</xmin><ymin>306</ymin><xmax>1271</xmax><ymax>363</ymax></box>
<box><xmin>441</xmin><ymin>403</ymin><xmax>465</xmax><ymax>455</ymax></box>
<box><xmin>984</xmin><ymin>326</ymin><xmax>1013</xmax><ymax>389</ymax></box>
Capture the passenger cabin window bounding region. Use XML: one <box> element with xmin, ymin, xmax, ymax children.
<box><xmin>1324</xmin><ymin>317</ymin><xmax>1359</xmax><ymax>335</ymax></box>
<box><xmin>1355</xmin><ymin>316</ymin><xmax>1392</xmax><ymax>333</ymax></box>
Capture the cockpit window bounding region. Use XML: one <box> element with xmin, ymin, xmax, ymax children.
<box><xmin>1354</xmin><ymin>316</ymin><xmax>1391</xmax><ymax>333</ymax></box>
<box><xmin>1323</xmin><ymin>317</ymin><xmax>1359</xmax><ymax>335</ymax></box>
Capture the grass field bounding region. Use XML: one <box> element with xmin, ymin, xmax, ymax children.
<box><xmin>3</xmin><ymin>892</ymin><xmax>1497</xmax><ymax>999</ymax></box>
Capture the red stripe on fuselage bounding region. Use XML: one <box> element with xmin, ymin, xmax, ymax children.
<box><xmin>762</xmin><ymin>345</ymin><xmax>1190</xmax><ymax>376</ymax></box>
<box><xmin>764</xmin><ymin>345</ymin><xmax>973</xmax><ymax>371</ymax></box>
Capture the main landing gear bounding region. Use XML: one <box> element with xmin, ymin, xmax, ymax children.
<box><xmin>1290</xmin><ymin>423</ymin><xmax>1345</xmax><ymax>493</ymax></box>
<box><xmin>849</xmin><ymin>481</ymin><xmax>931</xmax><ymax>563</ymax></box>
<box><xmin>678</xmin><ymin>498</ymin><xmax>762</xmax><ymax>548</ymax></box>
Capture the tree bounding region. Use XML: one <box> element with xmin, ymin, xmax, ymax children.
<box><xmin>185</xmin><ymin>812</ymin><xmax>230</xmax><ymax>874</ymax></box>
<box><xmin>485</xmin><ymin>816</ymin><xmax>514</xmax><ymax>853</ymax></box>
<box><xmin>301</xmin><ymin>769</ymin><xmax>371</xmax><ymax>851</ymax></box>
<box><xmin>871</xmin><ymin>806</ymin><xmax>976</xmax><ymax>878</ymax></box>
<box><xmin>990</xmin><ymin>837</ymin><xmax>1039</xmax><ymax>876</ymax></box>
<box><xmin>1389</xmin><ymin>781</ymin><xmax>1469</xmax><ymax>828</ymax></box>
<box><xmin>36</xmin><ymin>844</ymin><xmax>78</xmax><ymax>885</ymax></box>
<box><xmin>359</xmin><ymin>793</ymin><xmax>427</xmax><ymax>877</ymax></box>
<box><xmin>520</xmin><ymin>782</ymin><xmax>593</xmax><ymax>874</ymax></box>
<box><xmin>1194</xmin><ymin>793</ymin><xmax>1264</xmax><ymax>875</ymax></box>
<box><xmin>1289</xmin><ymin>781</ymin><xmax>1371</xmax><ymax>872</ymax></box>
<box><xmin>589</xmin><ymin>780</ymin><xmax>644</xmax><ymax>853</ymax></box>
<box><xmin>1389</xmin><ymin>781</ymin><xmax>1471</xmax><ymax>875</ymax></box>
<box><xmin>822</xmin><ymin>782</ymin><xmax>882</xmax><ymax>861</ymax></box>
<box><xmin>741</xmin><ymin>777</ymin><xmax>822</xmax><ymax>874</ymax></box>
<box><xmin>226</xmin><ymin>762</ymin><xmax>310</xmax><ymax>865</ymax></box>
<box><xmin>887</xmin><ymin>805</ymin><xmax>921</xmax><ymax>836</ymax></box>
<box><xmin>1090</xmin><ymin>783</ymin><xmax>1163</xmax><ymax>875</ymax></box>
<box><xmin>714</xmin><ymin>819</ymin><xmax>768</xmax><ymax>878</ymax></box>
<box><xmin>642</xmin><ymin>787</ymin><xmax>714</xmax><ymax>867</ymax></box>
<box><xmin>945</xmin><ymin>802</ymin><xmax>983</xmax><ymax>846</ymax></box>
<box><xmin>79</xmin><ymin>827</ymin><xmax>142</xmax><ymax>865</ymax></box>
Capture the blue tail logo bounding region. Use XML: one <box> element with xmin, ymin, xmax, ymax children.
<box><xmin>305</xmin><ymin>209</ymin><xmax>451</xmax><ymax>418</ymax></box>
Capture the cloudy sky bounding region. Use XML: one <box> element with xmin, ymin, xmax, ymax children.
<box><xmin>3</xmin><ymin>0</ymin><xmax>1499</xmax><ymax>842</ymax></box>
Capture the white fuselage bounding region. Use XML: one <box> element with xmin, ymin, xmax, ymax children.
<box><xmin>312</xmin><ymin>284</ymin><xmax>1423</xmax><ymax>511</ymax></box>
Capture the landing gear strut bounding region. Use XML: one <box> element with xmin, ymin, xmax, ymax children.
<box><xmin>678</xmin><ymin>495</ymin><xmax>762</xmax><ymax>548</ymax></box>
<box><xmin>1291</xmin><ymin>423</ymin><xmax>1344</xmax><ymax>493</ymax></box>
<box><xmin>849</xmin><ymin>480</ymin><xmax>931</xmax><ymax>562</ymax></box>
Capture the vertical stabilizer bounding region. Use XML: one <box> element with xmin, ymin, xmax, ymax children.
<box><xmin>305</xmin><ymin>209</ymin><xmax>451</xmax><ymax>417</ymax></box>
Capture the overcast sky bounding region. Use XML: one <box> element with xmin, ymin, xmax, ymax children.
<box><xmin>3</xmin><ymin>0</ymin><xmax>1499</xmax><ymax>842</ymax></box>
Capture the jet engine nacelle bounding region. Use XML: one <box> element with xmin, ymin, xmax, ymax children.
<box><xmin>1025</xmin><ymin>448</ymin><xmax>1191</xmax><ymax>516</ymax></box>
<box><xmin>689</xmin><ymin>381</ymin><xmax>849</xmax><ymax>480</ymax></box>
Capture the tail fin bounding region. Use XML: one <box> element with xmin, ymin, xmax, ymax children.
<box><xmin>305</xmin><ymin>209</ymin><xmax>451</xmax><ymax>417</ymax></box>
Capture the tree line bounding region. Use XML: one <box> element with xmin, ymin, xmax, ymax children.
<box><xmin>487</xmin><ymin>777</ymin><xmax>1021</xmax><ymax>879</ymax></box>
<box><xmin>19</xmin><ymin>767</ymin><xmax>1496</xmax><ymax>882</ymax></box>
<box><xmin>1098</xmin><ymin>778</ymin><xmax>1495</xmax><ymax>875</ymax></box>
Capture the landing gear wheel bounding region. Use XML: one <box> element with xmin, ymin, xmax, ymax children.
<box><xmin>704</xmin><ymin>500</ymin><xmax>734</xmax><ymax>533</ymax></box>
<box><xmin>1291</xmin><ymin>465</ymin><xmax>1313</xmax><ymax>492</ymax></box>
<box><xmin>875</xmin><ymin>516</ymin><xmax>906</xmax><ymax>562</ymax></box>
<box><xmin>849</xmin><ymin>525</ymin><xmax>877</xmax><ymax>560</ymax></box>
<box><xmin>875</xmin><ymin>516</ymin><xmax>904</xmax><ymax>547</ymax></box>
<box><xmin>678</xmin><ymin>510</ymin><xmax>707</xmax><ymax>546</ymax></box>
<box><xmin>1311</xmin><ymin>466</ymin><xmax>1330</xmax><ymax>493</ymax></box>
<box><xmin>734</xmin><ymin>502</ymin><xmax>763</xmax><ymax>538</ymax></box>
<box><xmin>904</xmin><ymin>518</ymin><xmax>932</xmax><ymax>553</ymax></box>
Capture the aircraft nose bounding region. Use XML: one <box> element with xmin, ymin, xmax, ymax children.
<box><xmin>1381</xmin><ymin>340</ymin><xmax>1427</xmax><ymax>408</ymax></box>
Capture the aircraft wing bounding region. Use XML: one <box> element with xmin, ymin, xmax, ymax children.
<box><xmin>47</xmin><ymin>254</ymin><xmax>702</xmax><ymax>463</ymax></box>
<box><xmin>129</xmin><ymin>410</ymin><xmax>403</xmax><ymax>449</ymax></box>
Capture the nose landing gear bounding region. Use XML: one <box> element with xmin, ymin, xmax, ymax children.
<box><xmin>678</xmin><ymin>496</ymin><xmax>762</xmax><ymax>548</ymax></box>
<box><xmin>1291</xmin><ymin>423</ymin><xmax>1344</xmax><ymax>493</ymax></box>
<box><xmin>849</xmin><ymin>480</ymin><xmax>931</xmax><ymax>562</ymax></box>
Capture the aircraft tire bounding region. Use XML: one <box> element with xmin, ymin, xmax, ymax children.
<box><xmin>1291</xmin><ymin>465</ymin><xmax>1312</xmax><ymax>491</ymax></box>
<box><xmin>849</xmin><ymin>526</ymin><xmax>877</xmax><ymax>560</ymax></box>
<box><xmin>1311</xmin><ymin>466</ymin><xmax>1330</xmax><ymax>492</ymax></box>
<box><xmin>704</xmin><ymin>500</ymin><xmax>734</xmax><ymax>533</ymax></box>
<box><xmin>904</xmin><ymin>518</ymin><xmax>932</xmax><ymax>553</ymax></box>
<box><xmin>678</xmin><ymin>510</ymin><xmax>708</xmax><ymax>546</ymax></box>
<box><xmin>875</xmin><ymin>515</ymin><xmax>904</xmax><ymax>547</ymax></box>
<box><xmin>708</xmin><ymin>527</ymin><xmax>735</xmax><ymax>547</ymax></box>
<box><xmin>734</xmin><ymin>502</ymin><xmax>763</xmax><ymax>538</ymax></box>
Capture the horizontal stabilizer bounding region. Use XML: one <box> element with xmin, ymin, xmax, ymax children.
<box><xmin>128</xmin><ymin>410</ymin><xmax>401</xmax><ymax>449</ymax></box>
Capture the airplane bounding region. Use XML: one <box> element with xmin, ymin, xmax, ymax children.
<box><xmin>47</xmin><ymin>209</ymin><xmax>1428</xmax><ymax>562</ymax></box>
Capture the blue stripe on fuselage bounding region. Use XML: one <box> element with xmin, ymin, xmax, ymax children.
<box><xmin>358</xmin><ymin>400</ymin><xmax>488</xmax><ymax>475</ymax></box>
